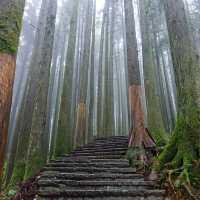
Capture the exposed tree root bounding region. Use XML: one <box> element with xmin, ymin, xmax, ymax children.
<box><xmin>128</xmin><ymin>85</ymin><xmax>157</xmax><ymax>168</ymax></box>
<box><xmin>150</xmin><ymin>114</ymin><xmax>200</xmax><ymax>199</ymax></box>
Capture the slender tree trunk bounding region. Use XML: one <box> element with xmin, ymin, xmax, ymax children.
<box><xmin>139</xmin><ymin>0</ymin><xmax>165</xmax><ymax>139</ymax></box>
<box><xmin>124</xmin><ymin>0</ymin><xmax>155</xmax><ymax>151</ymax></box>
<box><xmin>54</xmin><ymin>0</ymin><xmax>79</xmax><ymax>156</ymax></box>
<box><xmin>103</xmin><ymin>0</ymin><xmax>115</xmax><ymax>136</ymax></box>
<box><xmin>10</xmin><ymin>0</ymin><xmax>55</xmax><ymax>184</ymax></box>
<box><xmin>97</xmin><ymin>0</ymin><xmax>107</xmax><ymax>137</ymax></box>
<box><xmin>88</xmin><ymin>0</ymin><xmax>96</xmax><ymax>141</ymax></box>
<box><xmin>24</xmin><ymin>0</ymin><xmax>57</xmax><ymax>179</ymax></box>
<box><xmin>0</xmin><ymin>0</ymin><xmax>25</xmax><ymax>183</ymax></box>
<box><xmin>74</xmin><ymin>0</ymin><xmax>93</xmax><ymax>147</ymax></box>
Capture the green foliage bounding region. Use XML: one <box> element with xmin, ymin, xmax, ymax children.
<box><xmin>0</xmin><ymin>188</ymin><xmax>17</xmax><ymax>200</ymax></box>
<box><xmin>10</xmin><ymin>161</ymin><xmax>26</xmax><ymax>186</ymax></box>
<box><xmin>153</xmin><ymin>129</ymin><xmax>170</xmax><ymax>147</ymax></box>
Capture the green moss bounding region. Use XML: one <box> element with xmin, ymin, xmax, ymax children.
<box><xmin>24</xmin><ymin>152</ymin><xmax>45</xmax><ymax>180</ymax></box>
<box><xmin>0</xmin><ymin>3</ymin><xmax>24</xmax><ymax>54</ymax></box>
<box><xmin>152</xmin><ymin>128</ymin><xmax>170</xmax><ymax>147</ymax></box>
<box><xmin>154</xmin><ymin>105</ymin><xmax>200</xmax><ymax>186</ymax></box>
<box><xmin>10</xmin><ymin>161</ymin><xmax>26</xmax><ymax>186</ymax></box>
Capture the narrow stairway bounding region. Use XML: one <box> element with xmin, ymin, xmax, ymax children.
<box><xmin>36</xmin><ymin>136</ymin><xmax>166</xmax><ymax>200</ymax></box>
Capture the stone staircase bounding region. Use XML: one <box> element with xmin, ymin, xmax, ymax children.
<box><xmin>36</xmin><ymin>136</ymin><xmax>166</xmax><ymax>200</ymax></box>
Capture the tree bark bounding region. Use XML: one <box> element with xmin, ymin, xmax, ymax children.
<box><xmin>124</xmin><ymin>0</ymin><xmax>155</xmax><ymax>150</ymax></box>
<box><xmin>74</xmin><ymin>0</ymin><xmax>93</xmax><ymax>147</ymax></box>
<box><xmin>139</xmin><ymin>0</ymin><xmax>165</xmax><ymax>139</ymax></box>
<box><xmin>88</xmin><ymin>0</ymin><xmax>96</xmax><ymax>141</ymax></box>
<box><xmin>24</xmin><ymin>0</ymin><xmax>57</xmax><ymax>179</ymax></box>
<box><xmin>0</xmin><ymin>0</ymin><xmax>25</xmax><ymax>182</ymax></box>
<box><xmin>54</xmin><ymin>0</ymin><xmax>79</xmax><ymax>157</ymax></box>
<box><xmin>10</xmin><ymin>0</ymin><xmax>55</xmax><ymax>184</ymax></box>
<box><xmin>97</xmin><ymin>0</ymin><xmax>108</xmax><ymax>137</ymax></box>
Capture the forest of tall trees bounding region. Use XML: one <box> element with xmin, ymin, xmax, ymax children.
<box><xmin>0</xmin><ymin>0</ymin><xmax>200</xmax><ymax>199</ymax></box>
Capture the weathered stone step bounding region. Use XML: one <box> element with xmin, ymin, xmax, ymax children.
<box><xmin>59</xmin><ymin>155</ymin><xmax>125</xmax><ymax>159</ymax></box>
<box><xmin>94</xmin><ymin>137</ymin><xmax>128</xmax><ymax>142</ymax></box>
<box><xmin>70</xmin><ymin>151</ymin><xmax>126</xmax><ymax>157</ymax></box>
<box><xmin>46</xmin><ymin>162</ymin><xmax>130</xmax><ymax>168</ymax></box>
<box><xmin>73</xmin><ymin>148</ymin><xmax>127</xmax><ymax>153</ymax></box>
<box><xmin>38</xmin><ymin>179</ymin><xmax>155</xmax><ymax>187</ymax></box>
<box><xmin>74</xmin><ymin>147</ymin><xmax>127</xmax><ymax>152</ymax></box>
<box><xmin>38</xmin><ymin>196</ymin><xmax>165</xmax><ymax>200</ymax></box>
<box><xmin>50</xmin><ymin>158</ymin><xmax>129</xmax><ymax>163</ymax></box>
<box><xmin>86</xmin><ymin>142</ymin><xmax>128</xmax><ymax>146</ymax></box>
<box><xmin>93</xmin><ymin>140</ymin><xmax>128</xmax><ymax>144</ymax></box>
<box><xmin>40</xmin><ymin>172</ymin><xmax>143</xmax><ymax>180</ymax></box>
<box><xmin>38</xmin><ymin>189</ymin><xmax>166</xmax><ymax>198</ymax></box>
<box><xmin>95</xmin><ymin>136</ymin><xmax>128</xmax><ymax>139</ymax></box>
<box><xmin>41</xmin><ymin>167</ymin><xmax>136</xmax><ymax>174</ymax></box>
<box><xmin>39</xmin><ymin>185</ymin><xmax>156</xmax><ymax>192</ymax></box>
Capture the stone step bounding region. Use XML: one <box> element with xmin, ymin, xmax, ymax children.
<box><xmin>59</xmin><ymin>155</ymin><xmax>125</xmax><ymax>160</ymax></box>
<box><xmin>50</xmin><ymin>158</ymin><xmax>129</xmax><ymax>164</ymax></box>
<box><xmin>38</xmin><ymin>189</ymin><xmax>166</xmax><ymax>198</ymax></box>
<box><xmin>93</xmin><ymin>140</ymin><xmax>128</xmax><ymax>144</ymax></box>
<box><xmin>46</xmin><ymin>162</ymin><xmax>130</xmax><ymax>168</ymax></box>
<box><xmin>38</xmin><ymin>180</ymin><xmax>156</xmax><ymax>187</ymax></box>
<box><xmin>40</xmin><ymin>172</ymin><xmax>143</xmax><ymax>181</ymax></box>
<box><xmin>70</xmin><ymin>151</ymin><xmax>126</xmax><ymax>157</ymax></box>
<box><xmin>95</xmin><ymin>135</ymin><xmax>128</xmax><ymax>139</ymax></box>
<box><xmin>86</xmin><ymin>141</ymin><xmax>128</xmax><ymax>146</ymax></box>
<box><xmin>39</xmin><ymin>185</ymin><xmax>156</xmax><ymax>192</ymax></box>
<box><xmin>38</xmin><ymin>196</ymin><xmax>165</xmax><ymax>200</ymax></box>
<box><xmin>75</xmin><ymin>146</ymin><xmax>128</xmax><ymax>152</ymax></box>
<box><xmin>73</xmin><ymin>148</ymin><xmax>128</xmax><ymax>153</ymax></box>
<box><xmin>41</xmin><ymin>167</ymin><xmax>136</xmax><ymax>174</ymax></box>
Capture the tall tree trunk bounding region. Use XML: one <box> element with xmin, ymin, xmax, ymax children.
<box><xmin>0</xmin><ymin>0</ymin><xmax>25</xmax><ymax>183</ymax></box>
<box><xmin>154</xmin><ymin>0</ymin><xmax>200</xmax><ymax>183</ymax></box>
<box><xmin>124</xmin><ymin>0</ymin><xmax>155</xmax><ymax>150</ymax></box>
<box><xmin>54</xmin><ymin>0</ymin><xmax>79</xmax><ymax>157</ymax></box>
<box><xmin>24</xmin><ymin>0</ymin><xmax>57</xmax><ymax>179</ymax></box>
<box><xmin>88</xmin><ymin>0</ymin><xmax>96</xmax><ymax>141</ymax></box>
<box><xmin>103</xmin><ymin>0</ymin><xmax>115</xmax><ymax>136</ymax></box>
<box><xmin>74</xmin><ymin>0</ymin><xmax>93</xmax><ymax>147</ymax></box>
<box><xmin>97</xmin><ymin>0</ymin><xmax>107</xmax><ymax>137</ymax></box>
<box><xmin>9</xmin><ymin>0</ymin><xmax>55</xmax><ymax>184</ymax></box>
<box><xmin>139</xmin><ymin>0</ymin><xmax>165</xmax><ymax>139</ymax></box>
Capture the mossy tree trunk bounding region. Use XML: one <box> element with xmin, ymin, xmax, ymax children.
<box><xmin>124</xmin><ymin>0</ymin><xmax>155</xmax><ymax>152</ymax></box>
<box><xmin>0</xmin><ymin>0</ymin><xmax>25</xmax><ymax>183</ymax></box>
<box><xmin>23</xmin><ymin>0</ymin><xmax>57</xmax><ymax>179</ymax></box>
<box><xmin>10</xmin><ymin>0</ymin><xmax>56</xmax><ymax>184</ymax></box>
<box><xmin>155</xmin><ymin>0</ymin><xmax>200</xmax><ymax>183</ymax></box>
